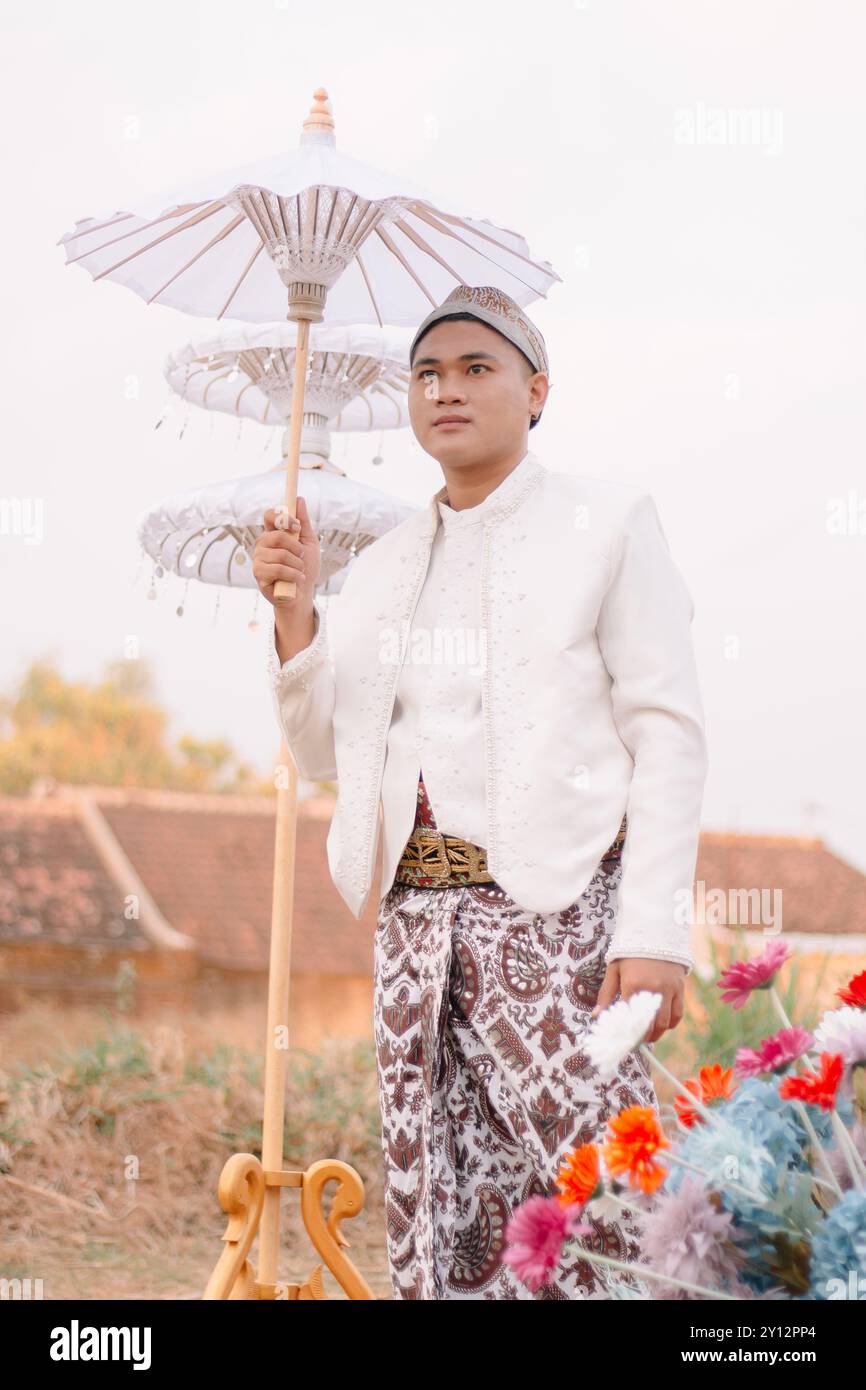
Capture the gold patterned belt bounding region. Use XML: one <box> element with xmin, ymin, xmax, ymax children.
<box><xmin>394</xmin><ymin>826</ymin><xmax>495</xmax><ymax>887</ymax></box>
<box><xmin>394</xmin><ymin>813</ymin><xmax>629</xmax><ymax>890</ymax></box>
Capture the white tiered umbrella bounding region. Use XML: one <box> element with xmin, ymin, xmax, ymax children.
<box><xmin>164</xmin><ymin>322</ymin><xmax>414</xmax><ymax>460</ymax></box>
<box><xmin>59</xmin><ymin>85</ymin><xmax>562</xmax><ymax>1302</ymax></box>
<box><xmin>137</xmin><ymin>464</ymin><xmax>418</xmax><ymax>601</ymax></box>
<box><xmin>58</xmin><ymin>95</ymin><xmax>558</xmax><ymax>325</ymax></box>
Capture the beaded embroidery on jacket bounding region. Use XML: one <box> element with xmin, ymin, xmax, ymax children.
<box><xmin>266</xmin><ymin>451</ymin><xmax>707</xmax><ymax>972</ymax></box>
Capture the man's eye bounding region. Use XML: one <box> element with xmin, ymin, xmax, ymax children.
<box><xmin>468</xmin><ymin>363</ymin><xmax>489</xmax><ymax>373</ymax></box>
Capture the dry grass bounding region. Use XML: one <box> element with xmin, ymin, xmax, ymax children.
<box><xmin>0</xmin><ymin>940</ymin><xmax>846</xmax><ymax>1300</ymax></box>
<box><xmin>0</xmin><ymin>999</ymin><xmax>392</xmax><ymax>1300</ymax></box>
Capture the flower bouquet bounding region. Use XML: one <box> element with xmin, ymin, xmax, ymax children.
<box><xmin>502</xmin><ymin>943</ymin><xmax>866</xmax><ymax>1300</ymax></box>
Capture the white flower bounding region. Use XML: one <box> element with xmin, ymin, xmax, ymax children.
<box><xmin>584</xmin><ymin>991</ymin><xmax>663</xmax><ymax>1080</ymax></box>
<box><xmin>813</xmin><ymin>1005</ymin><xmax>866</xmax><ymax>1066</ymax></box>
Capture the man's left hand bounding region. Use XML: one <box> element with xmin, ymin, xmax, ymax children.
<box><xmin>590</xmin><ymin>958</ymin><xmax>687</xmax><ymax>1043</ymax></box>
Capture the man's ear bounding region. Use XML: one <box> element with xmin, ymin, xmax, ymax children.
<box><xmin>531</xmin><ymin>372</ymin><xmax>550</xmax><ymax>416</ymax></box>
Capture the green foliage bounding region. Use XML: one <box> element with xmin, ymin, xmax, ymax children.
<box><xmin>283</xmin><ymin>1040</ymin><xmax>382</xmax><ymax>1169</ymax></box>
<box><xmin>45</xmin><ymin>1025</ymin><xmax>152</xmax><ymax>1091</ymax></box>
<box><xmin>183</xmin><ymin>1041</ymin><xmax>262</xmax><ymax>1091</ymax></box>
<box><xmin>0</xmin><ymin>656</ymin><xmax>271</xmax><ymax>795</ymax></box>
<box><xmin>113</xmin><ymin>960</ymin><xmax>138</xmax><ymax>1014</ymax></box>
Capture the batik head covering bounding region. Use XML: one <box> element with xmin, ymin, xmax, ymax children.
<box><xmin>409</xmin><ymin>285</ymin><xmax>549</xmax><ymax>429</ymax></box>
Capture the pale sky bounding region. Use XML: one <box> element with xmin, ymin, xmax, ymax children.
<box><xmin>1</xmin><ymin>0</ymin><xmax>864</xmax><ymax>876</ymax></box>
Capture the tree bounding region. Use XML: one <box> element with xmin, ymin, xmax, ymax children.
<box><xmin>0</xmin><ymin>657</ymin><xmax>268</xmax><ymax>796</ymax></box>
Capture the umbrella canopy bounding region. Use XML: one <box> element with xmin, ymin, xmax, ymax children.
<box><xmin>59</xmin><ymin>88</ymin><xmax>560</xmax><ymax>323</ymax></box>
<box><xmin>165</xmin><ymin>321</ymin><xmax>413</xmax><ymax>434</ymax></box>
<box><xmin>137</xmin><ymin>462</ymin><xmax>419</xmax><ymax>597</ymax></box>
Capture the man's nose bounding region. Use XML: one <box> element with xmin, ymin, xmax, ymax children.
<box><xmin>436</xmin><ymin>376</ymin><xmax>467</xmax><ymax>401</ymax></box>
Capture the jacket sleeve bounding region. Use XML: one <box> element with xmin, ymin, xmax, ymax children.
<box><xmin>266</xmin><ymin>595</ymin><xmax>338</xmax><ymax>782</ymax></box>
<box><xmin>595</xmin><ymin>492</ymin><xmax>709</xmax><ymax>975</ymax></box>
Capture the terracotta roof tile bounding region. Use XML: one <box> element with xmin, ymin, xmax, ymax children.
<box><xmin>0</xmin><ymin>800</ymin><xmax>147</xmax><ymax>949</ymax></box>
<box><xmin>88</xmin><ymin>787</ymin><xmax>377</xmax><ymax>975</ymax></box>
<box><xmin>696</xmin><ymin>831</ymin><xmax>866</xmax><ymax>936</ymax></box>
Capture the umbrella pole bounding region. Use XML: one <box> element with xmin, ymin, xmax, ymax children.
<box><xmin>257</xmin><ymin>314</ymin><xmax>310</xmax><ymax>1288</ymax></box>
<box><xmin>203</xmin><ymin>312</ymin><xmax>374</xmax><ymax>1299</ymax></box>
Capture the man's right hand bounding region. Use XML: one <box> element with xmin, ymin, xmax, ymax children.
<box><xmin>254</xmin><ymin>495</ymin><xmax>322</xmax><ymax>610</ymax></box>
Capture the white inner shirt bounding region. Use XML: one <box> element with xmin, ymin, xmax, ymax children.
<box><xmin>378</xmin><ymin>452</ymin><xmax>532</xmax><ymax>901</ymax></box>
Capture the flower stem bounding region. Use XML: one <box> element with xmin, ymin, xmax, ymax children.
<box><xmin>796</xmin><ymin>1100</ymin><xmax>845</xmax><ymax>1197</ymax></box>
<box><xmin>562</xmin><ymin>1241</ymin><xmax>740</xmax><ymax>1300</ymax></box>
<box><xmin>830</xmin><ymin>1110</ymin><xmax>866</xmax><ymax>1189</ymax></box>
<box><xmin>664</xmin><ymin>1151</ymin><xmax>768</xmax><ymax>1207</ymax></box>
<box><xmin>638</xmin><ymin>1043</ymin><xmax>719</xmax><ymax>1126</ymax></box>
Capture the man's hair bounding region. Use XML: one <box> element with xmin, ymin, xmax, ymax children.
<box><xmin>410</xmin><ymin>311</ymin><xmax>543</xmax><ymax>429</ymax></box>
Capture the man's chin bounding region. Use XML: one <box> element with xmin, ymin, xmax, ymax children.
<box><xmin>426</xmin><ymin>427</ymin><xmax>479</xmax><ymax>458</ymax></box>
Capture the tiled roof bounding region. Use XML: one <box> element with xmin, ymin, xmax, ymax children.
<box><xmin>97</xmin><ymin>789</ymin><xmax>376</xmax><ymax>975</ymax></box>
<box><xmin>695</xmin><ymin>831</ymin><xmax>866</xmax><ymax>936</ymax></box>
<box><xmin>0</xmin><ymin>787</ymin><xmax>378</xmax><ymax>975</ymax></box>
<box><xmin>0</xmin><ymin>798</ymin><xmax>148</xmax><ymax>949</ymax></box>
<box><xmin>2</xmin><ymin>787</ymin><xmax>863</xmax><ymax>975</ymax></box>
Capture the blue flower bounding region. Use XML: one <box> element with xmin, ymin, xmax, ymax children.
<box><xmin>808</xmin><ymin>1189</ymin><xmax>866</xmax><ymax>1299</ymax></box>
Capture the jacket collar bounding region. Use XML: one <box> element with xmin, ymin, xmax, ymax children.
<box><xmin>418</xmin><ymin>449</ymin><xmax>546</xmax><ymax>540</ymax></box>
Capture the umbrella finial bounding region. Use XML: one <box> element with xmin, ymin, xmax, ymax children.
<box><xmin>301</xmin><ymin>87</ymin><xmax>335</xmax><ymax>145</ymax></box>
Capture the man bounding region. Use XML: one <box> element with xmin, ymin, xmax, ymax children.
<box><xmin>254</xmin><ymin>285</ymin><xmax>709</xmax><ymax>1299</ymax></box>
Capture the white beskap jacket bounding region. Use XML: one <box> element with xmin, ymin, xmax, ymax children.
<box><xmin>266</xmin><ymin>451</ymin><xmax>709</xmax><ymax>971</ymax></box>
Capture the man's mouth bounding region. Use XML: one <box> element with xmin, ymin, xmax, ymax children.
<box><xmin>434</xmin><ymin>416</ymin><xmax>471</xmax><ymax>427</ymax></box>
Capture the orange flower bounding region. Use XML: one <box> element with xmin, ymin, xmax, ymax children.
<box><xmin>602</xmin><ymin>1105</ymin><xmax>670</xmax><ymax>1194</ymax></box>
<box><xmin>779</xmin><ymin>1052</ymin><xmax>844</xmax><ymax>1112</ymax></box>
<box><xmin>555</xmin><ymin>1142</ymin><xmax>600</xmax><ymax>1207</ymax></box>
<box><xmin>673</xmin><ymin>1078</ymin><xmax>703</xmax><ymax>1129</ymax></box>
<box><xmin>837</xmin><ymin>969</ymin><xmax>866</xmax><ymax>1009</ymax></box>
<box><xmin>674</xmin><ymin>1063</ymin><xmax>737</xmax><ymax>1128</ymax></box>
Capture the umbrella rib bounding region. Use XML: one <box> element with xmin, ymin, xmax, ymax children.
<box><xmin>198</xmin><ymin>526</ymin><xmax>242</xmax><ymax>586</ymax></box>
<box><xmin>154</xmin><ymin>528</ymin><xmax>176</xmax><ymax>565</ymax></box>
<box><xmin>396</xmin><ymin>207</ymin><xmax>557</xmax><ymax>297</ymax></box>
<box><xmin>235</xmin><ymin>380</ymin><xmax>259</xmax><ymax>414</ymax></box>
<box><xmin>290</xmin><ymin>190</ymin><xmax>302</xmax><ymax>241</ymax></box>
<box><xmin>349</xmin><ymin>200</ymin><xmax>384</xmax><ymax>252</ymax></box>
<box><xmin>373</xmin><ymin>223</ymin><xmax>453</xmax><ymax>306</ymax></box>
<box><xmin>68</xmin><ymin>201</ymin><xmax>223</xmax><ymax>268</ymax></box>
<box><xmin>353</xmin><ymin>249</ymin><xmax>385</xmax><ymax>326</ymax></box>
<box><xmin>370</xmin><ymin>383</ymin><xmax>403</xmax><ymax>427</ymax></box>
<box><xmin>322</xmin><ymin>188</ymin><xmax>341</xmax><ymax>243</ymax></box>
<box><xmin>202</xmin><ymin>369</ymin><xmax>235</xmax><ymax>405</ymax></box>
<box><xmin>177</xmin><ymin>365</ymin><xmax>210</xmax><ymax>390</ymax></box>
<box><xmin>60</xmin><ymin>202</ymin><xmax>210</xmax><ymax>255</ymax></box>
<box><xmin>143</xmin><ymin>213</ymin><xmax>248</xmax><ymax>305</ymax></box>
<box><xmin>305</xmin><ymin>187</ymin><xmax>318</xmax><ymax>249</ymax></box>
<box><xmin>410</xmin><ymin>202</ymin><xmax>562</xmax><ymax>283</ymax></box>
<box><xmin>393</xmin><ymin>212</ymin><xmax>536</xmax><ymax>295</ymax></box>
<box><xmin>235</xmin><ymin>192</ymin><xmax>274</xmax><ymax>250</ymax></box>
<box><xmin>216</xmin><ymin>239</ymin><xmax>266</xmax><ymax>319</ymax></box>
<box><xmin>255</xmin><ymin>190</ymin><xmax>283</xmax><ymax>246</ymax></box>
<box><xmin>56</xmin><ymin>210</ymin><xmax>134</xmax><ymax>246</ymax></box>
<box><xmin>334</xmin><ymin>191</ymin><xmax>359</xmax><ymax>246</ymax></box>
<box><xmin>395</xmin><ymin>213</ymin><xmax>535</xmax><ymax>296</ymax></box>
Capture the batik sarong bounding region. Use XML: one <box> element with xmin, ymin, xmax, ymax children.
<box><xmin>373</xmin><ymin>773</ymin><xmax>659</xmax><ymax>1300</ymax></box>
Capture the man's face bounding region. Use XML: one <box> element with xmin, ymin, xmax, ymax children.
<box><xmin>408</xmin><ymin>318</ymin><xmax>548</xmax><ymax>467</ymax></box>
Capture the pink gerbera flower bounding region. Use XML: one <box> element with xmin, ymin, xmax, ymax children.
<box><xmin>734</xmin><ymin>1025</ymin><xmax>815</xmax><ymax>1078</ymax></box>
<box><xmin>717</xmin><ymin>939</ymin><xmax>792</xmax><ymax>1009</ymax></box>
<box><xmin>503</xmin><ymin>1195</ymin><xmax>591</xmax><ymax>1293</ymax></box>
